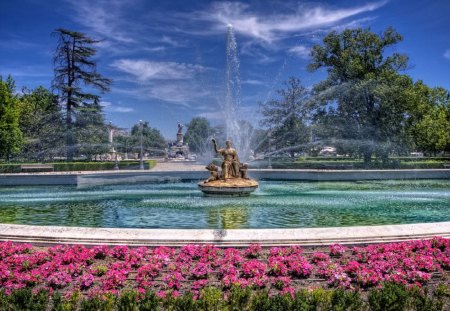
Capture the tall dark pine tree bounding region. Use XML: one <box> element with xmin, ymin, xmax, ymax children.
<box><xmin>52</xmin><ymin>28</ymin><xmax>112</xmax><ymax>160</ymax></box>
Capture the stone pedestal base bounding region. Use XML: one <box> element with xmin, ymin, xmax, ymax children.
<box><xmin>198</xmin><ymin>178</ymin><xmax>259</xmax><ymax>197</ymax></box>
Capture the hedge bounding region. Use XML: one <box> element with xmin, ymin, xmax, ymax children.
<box><xmin>0</xmin><ymin>160</ymin><xmax>157</xmax><ymax>173</ymax></box>
<box><xmin>272</xmin><ymin>160</ymin><xmax>449</xmax><ymax>169</ymax></box>
<box><xmin>0</xmin><ymin>283</ymin><xmax>448</xmax><ymax>311</ymax></box>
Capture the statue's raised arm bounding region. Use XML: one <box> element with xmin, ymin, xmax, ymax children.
<box><xmin>211</xmin><ymin>138</ymin><xmax>220</xmax><ymax>154</ymax></box>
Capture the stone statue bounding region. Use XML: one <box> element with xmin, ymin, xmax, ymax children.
<box><xmin>177</xmin><ymin>122</ymin><xmax>183</xmax><ymax>134</ymax></box>
<box><xmin>205</xmin><ymin>163</ymin><xmax>219</xmax><ymax>183</ymax></box>
<box><xmin>211</xmin><ymin>138</ymin><xmax>240</xmax><ymax>180</ymax></box>
<box><xmin>198</xmin><ymin>139</ymin><xmax>258</xmax><ymax>196</ymax></box>
<box><xmin>239</xmin><ymin>163</ymin><xmax>249</xmax><ymax>179</ymax></box>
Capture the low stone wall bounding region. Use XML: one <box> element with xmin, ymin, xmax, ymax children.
<box><xmin>1</xmin><ymin>222</ymin><xmax>449</xmax><ymax>246</ymax></box>
<box><xmin>0</xmin><ymin>169</ymin><xmax>449</xmax><ymax>186</ymax></box>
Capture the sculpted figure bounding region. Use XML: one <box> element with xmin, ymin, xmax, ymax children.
<box><xmin>239</xmin><ymin>163</ymin><xmax>249</xmax><ymax>179</ymax></box>
<box><xmin>205</xmin><ymin>163</ymin><xmax>219</xmax><ymax>183</ymax></box>
<box><xmin>212</xmin><ymin>138</ymin><xmax>240</xmax><ymax>179</ymax></box>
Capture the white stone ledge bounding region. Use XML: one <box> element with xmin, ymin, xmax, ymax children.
<box><xmin>1</xmin><ymin>222</ymin><xmax>449</xmax><ymax>247</ymax></box>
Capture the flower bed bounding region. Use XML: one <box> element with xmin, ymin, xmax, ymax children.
<box><xmin>0</xmin><ymin>238</ymin><xmax>449</xmax><ymax>309</ymax></box>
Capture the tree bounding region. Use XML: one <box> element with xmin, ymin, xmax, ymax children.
<box><xmin>129</xmin><ymin>121</ymin><xmax>166</xmax><ymax>156</ymax></box>
<box><xmin>0</xmin><ymin>76</ymin><xmax>23</xmax><ymax>161</ymax></box>
<box><xmin>74</xmin><ymin>98</ymin><xmax>109</xmax><ymax>160</ymax></box>
<box><xmin>52</xmin><ymin>28</ymin><xmax>112</xmax><ymax>160</ymax></box>
<box><xmin>19</xmin><ymin>86</ymin><xmax>64</xmax><ymax>161</ymax></box>
<box><xmin>259</xmin><ymin>77</ymin><xmax>310</xmax><ymax>157</ymax></box>
<box><xmin>184</xmin><ymin>117</ymin><xmax>214</xmax><ymax>154</ymax></box>
<box><xmin>406</xmin><ymin>83</ymin><xmax>450</xmax><ymax>154</ymax></box>
<box><xmin>308</xmin><ymin>27</ymin><xmax>410</xmax><ymax>162</ymax></box>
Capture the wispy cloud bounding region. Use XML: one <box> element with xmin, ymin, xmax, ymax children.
<box><xmin>288</xmin><ymin>45</ymin><xmax>310</xmax><ymax>58</ymax></box>
<box><xmin>444</xmin><ymin>50</ymin><xmax>450</xmax><ymax>60</ymax></box>
<box><xmin>111</xmin><ymin>59</ymin><xmax>205</xmax><ymax>82</ymax></box>
<box><xmin>197</xmin><ymin>1</ymin><xmax>387</xmax><ymax>42</ymax></box>
<box><xmin>66</xmin><ymin>0</ymin><xmax>136</xmax><ymax>43</ymax></box>
<box><xmin>101</xmin><ymin>101</ymin><xmax>134</xmax><ymax>113</ymax></box>
<box><xmin>242</xmin><ymin>79</ymin><xmax>265</xmax><ymax>85</ymax></box>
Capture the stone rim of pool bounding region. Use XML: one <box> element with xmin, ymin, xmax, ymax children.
<box><xmin>1</xmin><ymin>222</ymin><xmax>449</xmax><ymax>246</ymax></box>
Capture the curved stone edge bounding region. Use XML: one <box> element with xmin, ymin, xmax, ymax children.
<box><xmin>1</xmin><ymin>169</ymin><xmax>449</xmax><ymax>186</ymax></box>
<box><xmin>0</xmin><ymin>222</ymin><xmax>449</xmax><ymax>247</ymax></box>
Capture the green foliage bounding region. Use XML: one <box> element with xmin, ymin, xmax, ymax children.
<box><xmin>259</xmin><ymin>77</ymin><xmax>310</xmax><ymax>157</ymax></box>
<box><xmin>368</xmin><ymin>282</ymin><xmax>410</xmax><ymax>311</ymax></box>
<box><xmin>74</xmin><ymin>99</ymin><xmax>109</xmax><ymax>160</ymax></box>
<box><xmin>184</xmin><ymin>117</ymin><xmax>214</xmax><ymax>154</ymax></box>
<box><xmin>18</xmin><ymin>86</ymin><xmax>64</xmax><ymax>161</ymax></box>
<box><xmin>0</xmin><ymin>160</ymin><xmax>156</xmax><ymax>173</ymax></box>
<box><xmin>80</xmin><ymin>294</ymin><xmax>116</xmax><ymax>311</ymax></box>
<box><xmin>227</xmin><ymin>285</ymin><xmax>252</xmax><ymax>311</ymax></box>
<box><xmin>138</xmin><ymin>291</ymin><xmax>159</xmax><ymax>311</ymax></box>
<box><xmin>198</xmin><ymin>287</ymin><xmax>224</xmax><ymax>311</ymax></box>
<box><xmin>0</xmin><ymin>284</ymin><xmax>449</xmax><ymax>311</ymax></box>
<box><xmin>331</xmin><ymin>288</ymin><xmax>365</xmax><ymax>311</ymax></box>
<box><xmin>0</xmin><ymin>288</ymin><xmax>49</xmax><ymax>311</ymax></box>
<box><xmin>250</xmin><ymin>291</ymin><xmax>271</xmax><ymax>311</ymax></box>
<box><xmin>117</xmin><ymin>290</ymin><xmax>139</xmax><ymax>311</ymax></box>
<box><xmin>0</xmin><ymin>75</ymin><xmax>23</xmax><ymax>161</ymax></box>
<box><xmin>128</xmin><ymin>121</ymin><xmax>166</xmax><ymax>155</ymax></box>
<box><xmin>309</xmin><ymin>27</ymin><xmax>412</xmax><ymax>162</ymax></box>
<box><xmin>172</xmin><ymin>293</ymin><xmax>199</xmax><ymax>311</ymax></box>
<box><xmin>52</xmin><ymin>28</ymin><xmax>112</xmax><ymax>160</ymax></box>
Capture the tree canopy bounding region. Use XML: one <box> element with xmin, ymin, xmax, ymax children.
<box><xmin>0</xmin><ymin>76</ymin><xmax>23</xmax><ymax>160</ymax></box>
<box><xmin>52</xmin><ymin>28</ymin><xmax>112</xmax><ymax>160</ymax></box>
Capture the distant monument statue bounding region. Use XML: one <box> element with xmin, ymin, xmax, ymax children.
<box><xmin>198</xmin><ymin>138</ymin><xmax>258</xmax><ymax>196</ymax></box>
<box><xmin>168</xmin><ymin>122</ymin><xmax>190</xmax><ymax>160</ymax></box>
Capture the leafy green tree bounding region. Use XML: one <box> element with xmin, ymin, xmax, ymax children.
<box><xmin>129</xmin><ymin>121</ymin><xmax>166</xmax><ymax>156</ymax></box>
<box><xmin>406</xmin><ymin>84</ymin><xmax>450</xmax><ymax>155</ymax></box>
<box><xmin>19</xmin><ymin>86</ymin><xmax>64</xmax><ymax>161</ymax></box>
<box><xmin>308</xmin><ymin>27</ymin><xmax>409</xmax><ymax>162</ymax></box>
<box><xmin>0</xmin><ymin>76</ymin><xmax>23</xmax><ymax>161</ymax></box>
<box><xmin>52</xmin><ymin>28</ymin><xmax>112</xmax><ymax>160</ymax></box>
<box><xmin>74</xmin><ymin>99</ymin><xmax>109</xmax><ymax>160</ymax></box>
<box><xmin>259</xmin><ymin>77</ymin><xmax>310</xmax><ymax>157</ymax></box>
<box><xmin>184</xmin><ymin>117</ymin><xmax>214</xmax><ymax>154</ymax></box>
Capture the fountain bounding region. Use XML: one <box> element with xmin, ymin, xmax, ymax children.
<box><xmin>224</xmin><ymin>24</ymin><xmax>252</xmax><ymax>161</ymax></box>
<box><xmin>198</xmin><ymin>138</ymin><xmax>258</xmax><ymax>196</ymax></box>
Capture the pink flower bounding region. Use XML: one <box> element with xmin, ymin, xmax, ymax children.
<box><xmin>330</xmin><ymin>244</ymin><xmax>347</xmax><ymax>257</ymax></box>
<box><xmin>242</xmin><ymin>259</ymin><xmax>266</xmax><ymax>278</ymax></box>
<box><xmin>244</xmin><ymin>244</ymin><xmax>261</xmax><ymax>258</ymax></box>
<box><xmin>80</xmin><ymin>273</ymin><xmax>94</xmax><ymax>289</ymax></box>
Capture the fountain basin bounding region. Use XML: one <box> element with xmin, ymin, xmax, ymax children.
<box><xmin>198</xmin><ymin>178</ymin><xmax>258</xmax><ymax>196</ymax></box>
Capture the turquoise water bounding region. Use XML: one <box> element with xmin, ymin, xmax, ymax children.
<box><xmin>0</xmin><ymin>180</ymin><xmax>449</xmax><ymax>229</ymax></box>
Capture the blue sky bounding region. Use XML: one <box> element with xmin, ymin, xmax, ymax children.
<box><xmin>1</xmin><ymin>0</ymin><xmax>450</xmax><ymax>138</ymax></box>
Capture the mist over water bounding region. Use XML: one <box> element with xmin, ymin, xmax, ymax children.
<box><xmin>1</xmin><ymin>180</ymin><xmax>449</xmax><ymax>229</ymax></box>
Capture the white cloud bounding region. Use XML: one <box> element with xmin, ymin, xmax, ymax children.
<box><xmin>67</xmin><ymin>0</ymin><xmax>136</xmax><ymax>43</ymax></box>
<box><xmin>444</xmin><ymin>50</ymin><xmax>450</xmax><ymax>60</ymax></box>
<box><xmin>241</xmin><ymin>79</ymin><xmax>264</xmax><ymax>85</ymax></box>
<box><xmin>199</xmin><ymin>1</ymin><xmax>387</xmax><ymax>42</ymax></box>
<box><xmin>101</xmin><ymin>101</ymin><xmax>134</xmax><ymax>113</ymax></box>
<box><xmin>288</xmin><ymin>45</ymin><xmax>310</xmax><ymax>58</ymax></box>
<box><xmin>111</xmin><ymin>59</ymin><xmax>205</xmax><ymax>82</ymax></box>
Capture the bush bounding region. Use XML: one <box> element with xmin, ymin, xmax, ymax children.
<box><xmin>368</xmin><ymin>282</ymin><xmax>410</xmax><ymax>311</ymax></box>
<box><xmin>0</xmin><ymin>160</ymin><xmax>157</xmax><ymax>173</ymax></box>
<box><xmin>117</xmin><ymin>290</ymin><xmax>139</xmax><ymax>311</ymax></box>
<box><xmin>331</xmin><ymin>288</ymin><xmax>365</xmax><ymax>311</ymax></box>
<box><xmin>0</xmin><ymin>285</ymin><xmax>449</xmax><ymax>310</ymax></box>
